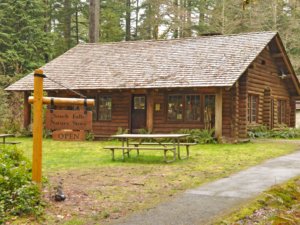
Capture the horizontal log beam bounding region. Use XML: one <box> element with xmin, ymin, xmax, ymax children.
<box><xmin>28</xmin><ymin>96</ymin><xmax>95</xmax><ymax>106</ymax></box>
<box><xmin>271</xmin><ymin>53</ymin><xmax>283</xmax><ymax>58</ymax></box>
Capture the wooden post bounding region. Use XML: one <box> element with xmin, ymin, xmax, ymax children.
<box><xmin>29</xmin><ymin>70</ymin><xmax>95</xmax><ymax>187</ymax></box>
<box><xmin>146</xmin><ymin>92</ymin><xmax>154</xmax><ymax>132</ymax></box>
<box><xmin>28</xmin><ymin>96</ymin><xmax>95</xmax><ymax>106</ymax></box>
<box><xmin>215</xmin><ymin>88</ymin><xmax>223</xmax><ymax>141</ymax></box>
<box><xmin>32</xmin><ymin>69</ymin><xmax>45</xmax><ymax>185</ymax></box>
<box><xmin>23</xmin><ymin>91</ymin><xmax>31</xmax><ymax>129</ymax></box>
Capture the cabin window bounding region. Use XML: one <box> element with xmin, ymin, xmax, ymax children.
<box><xmin>98</xmin><ymin>96</ymin><xmax>112</xmax><ymax>120</ymax></box>
<box><xmin>167</xmin><ymin>95</ymin><xmax>183</xmax><ymax>121</ymax></box>
<box><xmin>134</xmin><ymin>96</ymin><xmax>146</xmax><ymax>110</ymax></box>
<box><xmin>185</xmin><ymin>95</ymin><xmax>201</xmax><ymax>121</ymax></box>
<box><xmin>204</xmin><ymin>95</ymin><xmax>215</xmax><ymax>129</ymax></box>
<box><xmin>248</xmin><ymin>94</ymin><xmax>258</xmax><ymax>123</ymax></box>
<box><xmin>167</xmin><ymin>94</ymin><xmax>202</xmax><ymax>122</ymax></box>
<box><xmin>277</xmin><ymin>100</ymin><xmax>286</xmax><ymax>124</ymax></box>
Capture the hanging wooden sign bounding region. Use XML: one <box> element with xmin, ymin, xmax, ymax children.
<box><xmin>52</xmin><ymin>130</ymin><xmax>85</xmax><ymax>141</ymax></box>
<box><xmin>46</xmin><ymin>110</ymin><xmax>92</xmax><ymax>130</ymax></box>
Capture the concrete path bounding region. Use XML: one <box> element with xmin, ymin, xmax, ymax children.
<box><xmin>111</xmin><ymin>151</ymin><xmax>300</xmax><ymax>225</ymax></box>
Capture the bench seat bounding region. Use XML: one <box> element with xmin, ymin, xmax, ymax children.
<box><xmin>0</xmin><ymin>141</ymin><xmax>21</xmax><ymax>145</ymax></box>
<box><xmin>128</xmin><ymin>142</ymin><xmax>197</xmax><ymax>159</ymax></box>
<box><xmin>129</xmin><ymin>142</ymin><xmax>197</xmax><ymax>146</ymax></box>
<box><xmin>104</xmin><ymin>146</ymin><xmax>176</xmax><ymax>162</ymax></box>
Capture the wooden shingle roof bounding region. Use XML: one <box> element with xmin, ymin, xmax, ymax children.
<box><xmin>6</xmin><ymin>31</ymin><xmax>280</xmax><ymax>91</ymax></box>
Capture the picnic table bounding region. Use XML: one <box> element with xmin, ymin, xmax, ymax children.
<box><xmin>104</xmin><ymin>134</ymin><xmax>196</xmax><ymax>163</ymax></box>
<box><xmin>0</xmin><ymin>134</ymin><xmax>21</xmax><ymax>147</ymax></box>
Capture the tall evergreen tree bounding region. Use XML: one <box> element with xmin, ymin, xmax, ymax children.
<box><xmin>0</xmin><ymin>0</ymin><xmax>53</xmax><ymax>75</ymax></box>
<box><xmin>100</xmin><ymin>0</ymin><xmax>125</xmax><ymax>42</ymax></box>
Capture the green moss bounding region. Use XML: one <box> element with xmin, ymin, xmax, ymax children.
<box><xmin>217</xmin><ymin>177</ymin><xmax>300</xmax><ymax>224</ymax></box>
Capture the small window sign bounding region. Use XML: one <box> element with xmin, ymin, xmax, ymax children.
<box><xmin>155</xmin><ymin>103</ymin><xmax>160</xmax><ymax>111</ymax></box>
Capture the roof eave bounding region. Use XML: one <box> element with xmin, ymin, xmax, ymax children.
<box><xmin>5</xmin><ymin>84</ymin><xmax>232</xmax><ymax>92</ymax></box>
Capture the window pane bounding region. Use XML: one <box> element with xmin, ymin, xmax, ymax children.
<box><xmin>282</xmin><ymin>101</ymin><xmax>286</xmax><ymax>123</ymax></box>
<box><xmin>186</xmin><ymin>95</ymin><xmax>201</xmax><ymax>121</ymax></box>
<box><xmin>98</xmin><ymin>96</ymin><xmax>112</xmax><ymax>120</ymax></box>
<box><xmin>167</xmin><ymin>95</ymin><xmax>183</xmax><ymax>121</ymax></box>
<box><xmin>247</xmin><ymin>96</ymin><xmax>251</xmax><ymax>122</ymax></box>
<box><xmin>278</xmin><ymin>100</ymin><xmax>282</xmax><ymax>124</ymax></box>
<box><xmin>278</xmin><ymin>100</ymin><xmax>286</xmax><ymax>124</ymax></box>
<box><xmin>251</xmin><ymin>96</ymin><xmax>257</xmax><ymax>122</ymax></box>
<box><xmin>204</xmin><ymin>95</ymin><xmax>215</xmax><ymax>129</ymax></box>
<box><xmin>248</xmin><ymin>95</ymin><xmax>258</xmax><ymax>123</ymax></box>
<box><xmin>134</xmin><ymin>96</ymin><xmax>145</xmax><ymax>110</ymax></box>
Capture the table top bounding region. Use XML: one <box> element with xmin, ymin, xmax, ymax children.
<box><xmin>0</xmin><ymin>134</ymin><xmax>15</xmax><ymax>138</ymax></box>
<box><xmin>111</xmin><ymin>134</ymin><xmax>189</xmax><ymax>139</ymax></box>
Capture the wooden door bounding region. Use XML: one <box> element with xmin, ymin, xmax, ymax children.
<box><xmin>131</xmin><ymin>95</ymin><xmax>147</xmax><ymax>133</ymax></box>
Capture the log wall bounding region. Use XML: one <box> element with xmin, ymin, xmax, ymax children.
<box><xmin>48</xmin><ymin>88</ymin><xmax>219</xmax><ymax>136</ymax></box>
<box><xmin>92</xmin><ymin>92</ymin><xmax>131</xmax><ymax>135</ymax></box>
<box><xmin>222</xmin><ymin>88</ymin><xmax>233</xmax><ymax>139</ymax></box>
<box><xmin>238</xmin><ymin>47</ymin><xmax>296</xmax><ymax>133</ymax></box>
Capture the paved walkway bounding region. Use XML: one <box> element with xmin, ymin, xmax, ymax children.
<box><xmin>111</xmin><ymin>151</ymin><xmax>300</xmax><ymax>225</ymax></box>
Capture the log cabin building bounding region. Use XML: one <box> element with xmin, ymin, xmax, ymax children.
<box><xmin>6</xmin><ymin>31</ymin><xmax>300</xmax><ymax>142</ymax></box>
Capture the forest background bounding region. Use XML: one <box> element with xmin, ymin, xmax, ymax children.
<box><xmin>1</xmin><ymin>0</ymin><xmax>300</xmax><ymax>132</ymax></box>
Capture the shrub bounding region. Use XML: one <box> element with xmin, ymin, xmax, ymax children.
<box><xmin>115</xmin><ymin>127</ymin><xmax>128</xmax><ymax>135</ymax></box>
<box><xmin>85</xmin><ymin>131</ymin><xmax>94</xmax><ymax>141</ymax></box>
<box><xmin>248</xmin><ymin>126</ymin><xmax>300</xmax><ymax>139</ymax></box>
<box><xmin>0</xmin><ymin>147</ymin><xmax>43</xmax><ymax>223</ymax></box>
<box><xmin>248</xmin><ymin>125</ymin><xmax>270</xmax><ymax>138</ymax></box>
<box><xmin>175</xmin><ymin>129</ymin><xmax>217</xmax><ymax>144</ymax></box>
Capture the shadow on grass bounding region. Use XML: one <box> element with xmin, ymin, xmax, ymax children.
<box><xmin>110</xmin><ymin>154</ymin><xmax>183</xmax><ymax>165</ymax></box>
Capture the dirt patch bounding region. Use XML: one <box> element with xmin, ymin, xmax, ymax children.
<box><xmin>42</xmin><ymin>166</ymin><xmax>181</xmax><ymax>224</ymax></box>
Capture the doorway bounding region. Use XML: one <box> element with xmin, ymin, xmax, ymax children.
<box><xmin>131</xmin><ymin>95</ymin><xmax>147</xmax><ymax>133</ymax></box>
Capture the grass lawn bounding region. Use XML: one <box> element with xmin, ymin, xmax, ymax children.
<box><xmin>7</xmin><ymin>137</ymin><xmax>300</xmax><ymax>225</ymax></box>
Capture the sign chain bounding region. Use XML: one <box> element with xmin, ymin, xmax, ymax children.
<box><xmin>44</xmin><ymin>75</ymin><xmax>87</xmax><ymax>99</ymax></box>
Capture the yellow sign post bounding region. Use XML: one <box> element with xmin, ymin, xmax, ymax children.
<box><xmin>32</xmin><ymin>69</ymin><xmax>44</xmax><ymax>184</ymax></box>
<box><xmin>30</xmin><ymin>69</ymin><xmax>95</xmax><ymax>185</ymax></box>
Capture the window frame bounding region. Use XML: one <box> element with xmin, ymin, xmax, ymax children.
<box><xmin>204</xmin><ymin>94</ymin><xmax>216</xmax><ymax>129</ymax></box>
<box><xmin>166</xmin><ymin>94</ymin><xmax>204</xmax><ymax>122</ymax></box>
<box><xmin>166</xmin><ymin>94</ymin><xmax>184</xmax><ymax>121</ymax></box>
<box><xmin>277</xmin><ymin>99</ymin><xmax>286</xmax><ymax>124</ymax></box>
<box><xmin>97</xmin><ymin>95</ymin><xmax>112</xmax><ymax>121</ymax></box>
<box><xmin>185</xmin><ymin>94</ymin><xmax>201</xmax><ymax>122</ymax></box>
<box><xmin>247</xmin><ymin>94</ymin><xmax>259</xmax><ymax>124</ymax></box>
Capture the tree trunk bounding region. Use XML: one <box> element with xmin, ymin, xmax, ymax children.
<box><xmin>173</xmin><ymin>0</ymin><xmax>179</xmax><ymax>38</ymax></box>
<box><xmin>126</xmin><ymin>0</ymin><xmax>131</xmax><ymax>41</ymax></box>
<box><xmin>221</xmin><ymin>0</ymin><xmax>225</xmax><ymax>34</ymax></box>
<box><xmin>135</xmin><ymin>0</ymin><xmax>139</xmax><ymax>39</ymax></box>
<box><xmin>89</xmin><ymin>0</ymin><xmax>100</xmax><ymax>43</ymax></box>
<box><xmin>146</xmin><ymin>3</ymin><xmax>152</xmax><ymax>39</ymax></box>
<box><xmin>43</xmin><ymin>0</ymin><xmax>51</xmax><ymax>62</ymax></box>
<box><xmin>186</xmin><ymin>0</ymin><xmax>192</xmax><ymax>37</ymax></box>
<box><xmin>64</xmin><ymin>0</ymin><xmax>72</xmax><ymax>49</ymax></box>
<box><xmin>75</xmin><ymin>3</ymin><xmax>79</xmax><ymax>44</ymax></box>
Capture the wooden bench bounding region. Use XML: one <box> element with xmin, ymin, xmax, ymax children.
<box><xmin>129</xmin><ymin>142</ymin><xmax>197</xmax><ymax>159</ymax></box>
<box><xmin>1</xmin><ymin>141</ymin><xmax>21</xmax><ymax>145</ymax></box>
<box><xmin>104</xmin><ymin>146</ymin><xmax>176</xmax><ymax>163</ymax></box>
<box><xmin>0</xmin><ymin>141</ymin><xmax>21</xmax><ymax>150</ymax></box>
